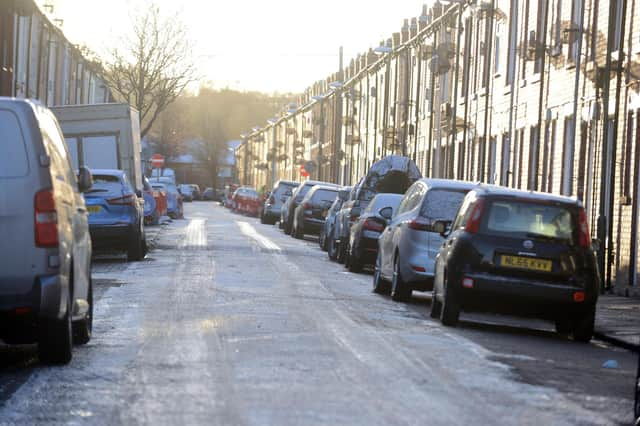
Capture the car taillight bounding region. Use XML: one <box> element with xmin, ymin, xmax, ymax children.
<box><xmin>108</xmin><ymin>194</ymin><xmax>137</xmax><ymax>206</ymax></box>
<box><xmin>363</xmin><ymin>218</ymin><xmax>384</xmax><ymax>232</ymax></box>
<box><xmin>465</xmin><ymin>199</ymin><xmax>485</xmax><ymax>234</ymax></box>
<box><xmin>578</xmin><ymin>208</ymin><xmax>591</xmax><ymax>248</ymax></box>
<box><xmin>304</xmin><ymin>202</ymin><xmax>313</xmax><ymax>216</ymax></box>
<box><xmin>407</xmin><ymin>217</ymin><xmax>431</xmax><ymax>231</ymax></box>
<box><xmin>35</xmin><ymin>189</ymin><xmax>58</xmax><ymax>247</ymax></box>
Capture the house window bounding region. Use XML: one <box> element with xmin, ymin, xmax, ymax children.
<box><xmin>561</xmin><ymin>116</ymin><xmax>575</xmax><ymax>196</ymax></box>
<box><xmin>528</xmin><ymin>125</ymin><xmax>540</xmax><ymax>190</ymax></box>
<box><xmin>494</xmin><ymin>23</ymin><xmax>502</xmax><ymax>74</ymax></box>
<box><xmin>520</xmin><ymin>0</ymin><xmax>531</xmax><ymax>80</ymax></box>
<box><xmin>553</xmin><ymin>0</ymin><xmax>563</xmax><ymax>56</ymax></box>
<box><xmin>462</xmin><ymin>17</ymin><xmax>473</xmax><ymax>96</ymax></box>
<box><xmin>534</xmin><ymin>0</ymin><xmax>547</xmax><ymax>74</ymax></box>
<box><xmin>567</xmin><ymin>0</ymin><xmax>583</xmax><ymax>63</ymax></box>
<box><xmin>613</xmin><ymin>0</ymin><xmax>624</xmax><ymax>52</ymax></box>
<box><xmin>501</xmin><ymin>133</ymin><xmax>510</xmax><ymax>185</ymax></box>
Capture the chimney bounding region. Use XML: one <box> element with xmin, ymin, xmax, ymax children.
<box><xmin>419</xmin><ymin>4</ymin><xmax>430</xmax><ymax>30</ymax></box>
<box><xmin>367</xmin><ymin>48</ymin><xmax>377</xmax><ymax>65</ymax></box>
<box><xmin>432</xmin><ymin>1</ymin><xmax>443</xmax><ymax>19</ymax></box>
<box><xmin>392</xmin><ymin>32</ymin><xmax>401</xmax><ymax>48</ymax></box>
<box><xmin>410</xmin><ymin>17</ymin><xmax>418</xmax><ymax>38</ymax></box>
<box><xmin>401</xmin><ymin>19</ymin><xmax>410</xmax><ymax>43</ymax></box>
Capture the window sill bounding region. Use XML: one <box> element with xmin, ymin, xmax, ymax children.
<box><xmin>530</xmin><ymin>74</ymin><xmax>541</xmax><ymax>84</ymax></box>
<box><xmin>520</xmin><ymin>79</ymin><xmax>527</xmax><ymax>88</ymax></box>
<box><xmin>503</xmin><ymin>84</ymin><xmax>512</xmax><ymax>96</ymax></box>
<box><xmin>565</xmin><ymin>62</ymin><xmax>577</xmax><ymax>70</ymax></box>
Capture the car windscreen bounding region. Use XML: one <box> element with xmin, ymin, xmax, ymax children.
<box><xmin>365</xmin><ymin>195</ymin><xmax>402</xmax><ymax>214</ymax></box>
<box><xmin>275</xmin><ymin>183</ymin><xmax>297</xmax><ymax>197</ymax></box>
<box><xmin>482</xmin><ymin>199</ymin><xmax>576</xmax><ymax>243</ymax></box>
<box><xmin>87</xmin><ymin>175</ymin><xmax>122</xmax><ymax>194</ymax></box>
<box><xmin>420</xmin><ymin>189</ymin><xmax>468</xmax><ymax>220</ymax></box>
<box><xmin>0</xmin><ymin>110</ymin><xmax>29</xmax><ymax>178</ymax></box>
<box><xmin>311</xmin><ymin>189</ymin><xmax>338</xmax><ymax>204</ymax></box>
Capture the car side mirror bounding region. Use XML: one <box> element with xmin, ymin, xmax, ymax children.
<box><xmin>378</xmin><ymin>206</ymin><xmax>393</xmax><ymax>221</ymax></box>
<box><xmin>433</xmin><ymin>220</ymin><xmax>452</xmax><ymax>237</ymax></box>
<box><xmin>77</xmin><ymin>166</ymin><xmax>92</xmax><ymax>192</ymax></box>
<box><xmin>136</xmin><ymin>189</ymin><xmax>143</xmax><ymax>198</ymax></box>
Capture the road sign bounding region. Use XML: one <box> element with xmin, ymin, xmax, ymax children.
<box><xmin>151</xmin><ymin>154</ymin><xmax>165</xmax><ymax>168</ymax></box>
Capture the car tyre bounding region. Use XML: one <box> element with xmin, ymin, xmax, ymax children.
<box><xmin>571</xmin><ymin>308</ymin><xmax>595</xmax><ymax>343</ymax></box>
<box><xmin>391</xmin><ymin>256</ymin><xmax>411</xmax><ymax>302</ymax></box>
<box><xmin>38</xmin><ymin>292</ymin><xmax>73</xmax><ymax>365</ymax></box>
<box><xmin>127</xmin><ymin>229</ymin><xmax>145</xmax><ymax>261</ymax></box>
<box><xmin>319</xmin><ymin>228</ymin><xmax>326</xmax><ymax>250</ymax></box>
<box><xmin>73</xmin><ymin>278</ymin><xmax>93</xmax><ymax>345</ymax></box>
<box><xmin>430</xmin><ymin>286</ymin><xmax>442</xmax><ymax>319</ymax></box>
<box><xmin>348</xmin><ymin>243</ymin><xmax>363</xmax><ymax>273</ymax></box>
<box><xmin>336</xmin><ymin>240</ymin><xmax>346</xmax><ymax>264</ymax></box>
<box><xmin>328</xmin><ymin>234</ymin><xmax>339</xmax><ymax>261</ymax></box>
<box><xmin>440</xmin><ymin>274</ymin><xmax>460</xmax><ymax>326</ymax></box>
<box><xmin>372</xmin><ymin>252</ymin><xmax>390</xmax><ymax>295</ymax></box>
<box><xmin>293</xmin><ymin>222</ymin><xmax>303</xmax><ymax>239</ymax></box>
<box><xmin>554</xmin><ymin>318</ymin><xmax>571</xmax><ymax>335</ymax></box>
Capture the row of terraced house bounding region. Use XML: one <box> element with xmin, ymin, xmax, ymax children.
<box><xmin>236</xmin><ymin>0</ymin><xmax>640</xmax><ymax>295</ymax></box>
<box><xmin>0</xmin><ymin>0</ymin><xmax>112</xmax><ymax>104</ymax></box>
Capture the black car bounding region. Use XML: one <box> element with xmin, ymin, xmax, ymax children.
<box><xmin>283</xmin><ymin>180</ymin><xmax>338</xmax><ymax>235</ymax></box>
<box><xmin>261</xmin><ymin>180</ymin><xmax>299</xmax><ymax>225</ymax></box>
<box><xmin>292</xmin><ymin>185</ymin><xmax>340</xmax><ymax>239</ymax></box>
<box><xmin>320</xmin><ymin>186</ymin><xmax>352</xmax><ymax>252</ymax></box>
<box><xmin>431</xmin><ymin>185</ymin><xmax>599</xmax><ymax>342</ymax></box>
<box><xmin>346</xmin><ymin>193</ymin><xmax>403</xmax><ymax>273</ymax></box>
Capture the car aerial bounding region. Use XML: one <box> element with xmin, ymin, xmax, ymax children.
<box><xmin>153</xmin><ymin>177</ymin><xmax>184</xmax><ymax>219</ymax></box>
<box><xmin>292</xmin><ymin>185</ymin><xmax>340</xmax><ymax>239</ymax></box>
<box><xmin>232</xmin><ymin>187</ymin><xmax>261</xmax><ymax>216</ymax></box>
<box><xmin>0</xmin><ymin>98</ymin><xmax>93</xmax><ymax>364</ymax></box>
<box><xmin>346</xmin><ymin>193</ymin><xmax>403</xmax><ymax>273</ymax></box>
<box><xmin>143</xmin><ymin>176</ymin><xmax>167</xmax><ymax>225</ymax></box>
<box><xmin>320</xmin><ymin>186</ymin><xmax>351</xmax><ymax>252</ymax></box>
<box><xmin>430</xmin><ymin>185</ymin><xmax>599</xmax><ymax>342</ymax></box>
<box><xmin>83</xmin><ymin>169</ymin><xmax>147</xmax><ymax>261</ymax></box>
<box><xmin>282</xmin><ymin>180</ymin><xmax>339</xmax><ymax>235</ymax></box>
<box><xmin>178</xmin><ymin>184</ymin><xmax>194</xmax><ymax>202</ymax></box>
<box><xmin>374</xmin><ymin>179</ymin><xmax>477</xmax><ymax>301</ymax></box>
<box><xmin>190</xmin><ymin>184</ymin><xmax>202</xmax><ymax>200</ymax></box>
<box><xmin>261</xmin><ymin>180</ymin><xmax>299</xmax><ymax>225</ymax></box>
<box><xmin>332</xmin><ymin>155</ymin><xmax>422</xmax><ymax>264</ymax></box>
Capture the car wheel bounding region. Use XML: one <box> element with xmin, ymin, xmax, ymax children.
<box><xmin>284</xmin><ymin>218</ymin><xmax>292</xmax><ymax>235</ymax></box>
<box><xmin>391</xmin><ymin>256</ymin><xmax>411</xmax><ymax>302</ymax></box>
<box><xmin>440</xmin><ymin>273</ymin><xmax>460</xmax><ymax>326</ymax></box>
<box><xmin>319</xmin><ymin>228</ymin><xmax>326</xmax><ymax>250</ymax></box>
<box><xmin>38</xmin><ymin>291</ymin><xmax>73</xmax><ymax>364</ymax></box>
<box><xmin>260</xmin><ymin>211</ymin><xmax>267</xmax><ymax>224</ymax></box>
<box><xmin>328</xmin><ymin>234</ymin><xmax>339</xmax><ymax>261</ymax></box>
<box><xmin>348</xmin><ymin>243</ymin><xmax>363</xmax><ymax>273</ymax></box>
<box><xmin>127</xmin><ymin>229</ymin><xmax>145</xmax><ymax>261</ymax></box>
<box><xmin>373</xmin><ymin>252</ymin><xmax>390</xmax><ymax>295</ymax></box>
<box><xmin>430</xmin><ymin>285</ymin><xmax>442</xmax><ymax>318</ymax></box>
<box><xmin>293</xmin><ymin>222</ymin><xmax>303</xmax><ymax>239</ymax></box>
<box><xmin>344</xmin><ymin>242</ymin><xmax>351</xmax><ymax>268</ymax></box>
<box><xmin>554</xmin><ymin>318</ymin><xmax>571</xmax><ymax>334</ymax></box>
<box><xmin>73</xmin><ymin>277</ymin><xmax>93</xmax><ymax>345</ymax></box>
<box><xmin>571</xmin><ymin>308</ymin><xmax>595</xmax><ymax>343</ymax></box>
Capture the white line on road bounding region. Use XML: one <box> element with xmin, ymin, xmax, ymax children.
<box><xmin>237</xmin><ymin>221</ymin><xmax>281</xmax><ymax>252</ymax></box>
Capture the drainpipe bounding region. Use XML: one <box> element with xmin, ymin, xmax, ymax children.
<box><xmin>567</xmin><ymin>0</ymin><xmax>586</xmax><ymax>196</ymax></box>
<box><xmin>427</xmin><ymin>33</ymin><xmax>438</xmax><ymax>176</ymax></box>
<box><xmin>450</xmin><ymin>3</ymin><xmax>463</xmax><ymax>179</ymax></box>
<box><xmin>481</xmin><ymin>0</ymin><xmax>495</xmax><ymax>182</ymax></box>
<box><xmin>534</xmin><ymin>0</ymin><xmax>550</xmax><ymax>191</ymax></box>
<box><xmin>413</xmin><ymin>44</ymin><xmax>423</xmax><ymax>163</ymax></box>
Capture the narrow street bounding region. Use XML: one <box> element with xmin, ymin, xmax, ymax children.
<box><xmin>0</xmin><ymin>203</ymin><xmax>636</xmax><ymax>425</ymax></box>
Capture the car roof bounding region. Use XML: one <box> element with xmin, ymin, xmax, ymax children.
<box><xmin>91</xmin><ymin>169</ymin><xmax>125</xmax><ymax>177</ymax></box>
<box><xmin>275</xmin><ymin>180</ymin><xmax>299</xmax><ymax>186</ymax></box>
<box><xmin>371</xmin><ymin>193</ymin><xmax>404</xmax><ymax>202</ymax></box>
<box><xmin>309</xmin><ymin>185</ymin><xmax>340</xmax><ymax>192</ymax></box>
<box><xmin>472</xmin><ymin>184</ymin><xmax>583</xmax><ymax>206</ymax></box>
<box><xmin>416</xmin><ymin>178</ymin><xmax>479</xmax><ymax>191</ymax></box>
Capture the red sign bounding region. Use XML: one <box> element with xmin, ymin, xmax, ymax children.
<box><xmin>300</xmin><ymin>162</ymin><xmax>310</xmax><ymax>177</ymax></box>
<box><xmin>151</xmin><ymin>154</ymin><xmax>165</xmax><ymax>168</ymax></box>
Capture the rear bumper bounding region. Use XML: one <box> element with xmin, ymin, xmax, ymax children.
<box><xmin>0</xmin><ymin>274</ymin><xmax>66</xmax><ymax>343</ymax></box>
<box><xmin>302</xmin><ymin>218</ymin><xmax>324</xmax><ymax>235</ymax></box>
<box><xmin>354</xmin><ymin>236</ymin><xmax>378</xmax><ymax>265</ymax></box>
<box><xmin>90</xmin><ymin>224</ymin><xmax>135</xmax><ymax>249</ymax></box>
<box><xmin>456</xmin><ymin>272</ymin><xmax>597</xmax><ymax>317</ymax></box>
<box><xmin>263</xmin><ymin>206</ymin><xmax>281</xmax><ymax>220</ymax></box>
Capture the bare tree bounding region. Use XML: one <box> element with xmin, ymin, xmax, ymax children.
<box><xmin>105</xmin><ymin>4</ymin><xmax>197</xmax><ymax>138</ymax></box>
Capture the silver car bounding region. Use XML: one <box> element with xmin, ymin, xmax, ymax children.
<box><xmin>375</xmin><ymin>179</ymin><xmax>477</xmax><ymax>301</ymax></box>
<box><xmin>0</xmin><ymin>98</ymin><xmax>93</xmax><ymax>364</ymax></box>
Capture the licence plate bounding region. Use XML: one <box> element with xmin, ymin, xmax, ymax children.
<box><xmin>500</xmin><ymin>255</ymin><xmax>552</xmax><ymax>272</ymax></box>
<box><xmin>87</xmin><ymin>205</ymin><xmax>102</xmax><ymax>214</ymax></box>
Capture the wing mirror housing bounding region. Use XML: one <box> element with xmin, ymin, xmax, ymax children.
<box><xmin>77</xmin><ymin>166</ymin><xmax>93</xmax><ymax>192</ymax></box>
<box><xmin>433</xmin><ymin>220</ymin><xmax>452</xmax><ymax>237</ymax></box>
<box><xmin>378</xmin><ymin>206</ymin><xmax>393</xmax><ymax>222</ymax></box>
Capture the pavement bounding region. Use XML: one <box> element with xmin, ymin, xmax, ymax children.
<box><xmin>595</xmin><ymin>294</ymin><xmax>640</xmax><ymax>352</ymax></box>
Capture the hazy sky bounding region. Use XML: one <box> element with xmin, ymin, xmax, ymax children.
<box><xmin>42</xmin><ymin>0</ymin><xmax>427</xmax><ymax>94</ymax></box>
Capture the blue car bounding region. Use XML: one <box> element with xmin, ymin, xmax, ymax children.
<box><xmin>84</xmin><ymin>169</ymin><xmax>147</xmax><ymax>261</ymax></box>
<box><xmin>151</xmin><ymin>178</ymin><xmax>184</xmax><ymax>219</ymax></box>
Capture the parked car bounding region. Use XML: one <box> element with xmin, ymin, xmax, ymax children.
<box><xmin>178</xmin><ymin>184</ymin><xmax>194</xmax><ymax>202</ymax></box>
<box><xmin>202</xmin><ymin>187</ymin><xmax>216</xmax><ymax>201</ymax></box>
<box><xmin>143</xmin><ymin>176</ymin><xmax>167</xmax><ymax>225</ymax></box>
<box><xmin>320</xmin><ymin>186</ymin><xmax>352</xmax><ymax>252</ymax></box>
<box><xmin>0</xmin><ymin>98</ymin><xmax>94</xmax><ymax>364</ymax></box>
<box><xmin>374</xmin><ymin>179</ymin><xmax>476</xmax><ymax>301</ymax></box>
<box><xmin>232</xmin><ymin>187</ymin><xmax>262</xmax><ymax>216</ymax></box>
<box><xmin>223</xmin><ymin>184</ymin><xmax>239</xmax><ymax>208</ymax></box>
<box><xmin>282</xmin><ymin>180</ymin><xmax>339</xmax><ymax>235</ymax></box>
<box><xmin>333</xmin><ymin>155</ymin><xmax>421</xmax><ymax>264</ymax></box>
<box><xmin>84</xmin><ymin>169</ymin><xmax>147</xmax><ymax>261</ymax></box>
<box><xmin>431</xmin><ymin>185</ymin><xmax>599</xmax><ymax>342</ymax></box>
<box><xmin>153</xmin><ymin>177</ymin><xmax>184</xmax><ymax>219</ymax></box>
<box><xmin>346</xmin><ymin>193</ymin><xmax>403</xmax><ymax>273</ymax></box>
<box><xmin>261</xmin><ymin>180</ymin><xmax>299</xmax><ymax>225</ymax></box>
<box><xmin>190</xmin><ymin>184</ymin><xmax>202</xmax><ymax>200</ymax></box>
<box><xmin>292</xmin><ymin>185</ymin><xmax>340</xmax><ymax>239</ymax></box>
